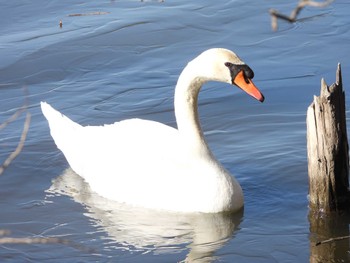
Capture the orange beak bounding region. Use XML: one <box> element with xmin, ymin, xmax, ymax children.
<box><xmin>233</xmin><ymin>71</ymin><xmax>264</xmax><ymax>102</ymax></box>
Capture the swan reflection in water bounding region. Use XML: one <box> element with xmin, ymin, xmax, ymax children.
<box><xmin>47</xmin><ymin>168</ymin><xmax>243</xmax><ymax>262</ymax></box>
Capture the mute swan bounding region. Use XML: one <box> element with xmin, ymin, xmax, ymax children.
<box><xmin>41</xmin><ymin>48</ymin><xmax>264</xmax><ymax>213</ymax></box>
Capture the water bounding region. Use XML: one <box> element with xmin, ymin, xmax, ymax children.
<box><xmin>1</xmin><ymin>0</ymin><xmax>350</xmax><ymax>262</ymax></box>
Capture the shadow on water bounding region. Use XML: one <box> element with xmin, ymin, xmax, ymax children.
<box><xmin>47</xmin><ymin>169</ymin><xmax>243</xmax><ymax>262</ymax></box>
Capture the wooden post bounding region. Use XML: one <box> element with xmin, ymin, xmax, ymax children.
<box><xmin>307</xmin><ymin>64</ymin><xmax>350</xmax><ymax>213</ymax></box>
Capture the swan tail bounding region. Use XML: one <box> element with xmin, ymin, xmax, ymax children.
<box><xmin>41</xmin><ymin>101</ymin><xmax>82</xmax><ymax>153</ymax></box>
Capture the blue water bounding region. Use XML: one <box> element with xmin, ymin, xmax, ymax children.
<box><xmin>1</xmin><ymin>0</ymin><xmax>350</xmax><ymax>262</ymax></box>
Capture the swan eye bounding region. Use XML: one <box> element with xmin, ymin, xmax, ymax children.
<box><xmin>224</xmin><ymin>62</ymin><xmax>233</xmax><ymax>68</ymax></box>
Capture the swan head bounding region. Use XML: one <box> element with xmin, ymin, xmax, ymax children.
<box><xmin>190</xmin><ymin>48</ymin><xmax>264</xmax><ymax>102</ymax></box>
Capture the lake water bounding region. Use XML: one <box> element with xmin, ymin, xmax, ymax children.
<box><xmin>1</xmin><ymin>0</ymin><xmax>350</xmax><ymax>262</ymax></box>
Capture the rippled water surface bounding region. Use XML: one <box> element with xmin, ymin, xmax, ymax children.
<box><xmin>1</xmin><ymin>1</ymin><xmax>350</xmax><ymax>262</ymax></box>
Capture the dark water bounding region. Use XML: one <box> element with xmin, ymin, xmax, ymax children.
<box><xmin>1</xmin><ymin>0</ymin><xmax>350</xmax><ymax>262</ymax></box>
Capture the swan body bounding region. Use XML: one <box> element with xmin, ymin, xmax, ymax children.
<box><xmin>41</xmin><ymin>48</ymin><xmax>264</xmax><ymax>213</ymax></box>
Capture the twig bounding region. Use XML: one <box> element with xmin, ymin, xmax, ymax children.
<box><xmin>0</xmin><ymin>92</ymin><xmax>94</xmax><ymax>254</ymax></box>
<box><xmin>0</xmin><ymin>237</ymin><xmax>68</xmax><ymax>245</ymax></box>
<box><xmin>67</xmin><ymin>11</ymin><xmax>110</xmax><ymax>17</ymax></box>
<box><xmin>315</xmin><ymin>235</ymin><xmax>350</xmax><ymax>246</ymax></box>
<box><xmin>0</xmin><ymin>111</ymin><xmax>31</xmax><ymax>176</ymax></box>
<box><xmin>0</xmin><ymin>236</ymin><xmax>96</xmax><ymax>253</ymax></box>
<box><xmin>0</xmin><ymin>230</ymin><xmax>11</xmax><ymax>236</ymax></box>
<box><xmin>269</xmin><ymin>0</ymin><xmax>334</xmax><ymax>31</ymax></box>
<box><xmin>0</xmin><ymin>105</ymin><xmax>26</xmax><ymax>130</ymax></box>
<box><xmin>270</xmin><ymin>9</ymin><xmax>296</xmax><ymax>23</ymax></box>
<box><xmin>0</xmin><ymin>229</ymin><xmax>95</xmax><ymax>253</ymax></box>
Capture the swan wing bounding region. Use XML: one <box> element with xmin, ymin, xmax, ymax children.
<box><xmin>41</xmin><ymin>102</ymin><xmax>186</xmax><ymax>190</ymax></box>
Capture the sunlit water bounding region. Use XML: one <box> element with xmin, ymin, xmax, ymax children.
<box><xmin>1</xmin><ymin>0</ymin><xmax>350</xmax><ymax>262</ymax></box>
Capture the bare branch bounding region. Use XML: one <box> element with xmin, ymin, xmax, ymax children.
<box><xmin>0</xmin><ymin>86</ymin><xmax>29</xmax><ymax>131</ymax></box>
<box><xmin>316</xmin><ymin>235</ymin><xmax>350</xmax><ymax>246</ymax></box>
<box><xmin>305</xmin><ymin>0</ymin><xmax>335</xmax><ymax>8</ymax></box>
<box><xmin>0</xmin><ymin>229</ymin><xmax>94</xmax><ymax>253</ymax></box>
<box><xmin>0</xmin><ymin>236</ymin><xmax>96</xmax><ymax>253</ymax></box>
<box><xmin>269</xmin><ymin>0</ymin><xmax>334</xmax><ymax>31</ymax></box>
<box><xmin>0</xmin><ymin>236</ymin><xmax>66</xmax><ymax>245</ymax></box>
<box><xmin>0</xmin><ymin>111</ymin><xmax>31</xmax><ymax>176</ymax></box>
<box><xmin>67</xmin><ymin>11</ymin><xmax>110</xmax><ymax>17</ymax></box>
<box><xmin>0</xmin><ymin>105</ymin><xmax>26</xmax><ymax>130</ymax></box>
<box><xmin>0</xmin><ymin>230</ymin><xmax>11</xmax><ymax>236</ymax></box>
<box><xmin>270</xmin><ymin>9</ymin><xmax>296</xmax><ymax>23</ymax></box>
<box><xmin>0</xmin><ymin>90</ymin><xmax>94</xmax><ymax>254</ymax></box>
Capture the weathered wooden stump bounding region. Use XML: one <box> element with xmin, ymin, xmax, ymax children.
<box><xmin>307</xmin><ymin>64</ymin><xmax>350</xmax><ymax>213</ymax></box>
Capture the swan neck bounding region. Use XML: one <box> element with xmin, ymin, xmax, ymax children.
<box><xmin>174</xmin><ymin>64</ymin><xmax>210</xmax><ymax>155</ymax></box>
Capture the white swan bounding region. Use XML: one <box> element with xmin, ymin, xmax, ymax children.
<box><xmin>41</xmin><ymin>48</ymin><xmax>264</xmax><ymax>213</ymax></box>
